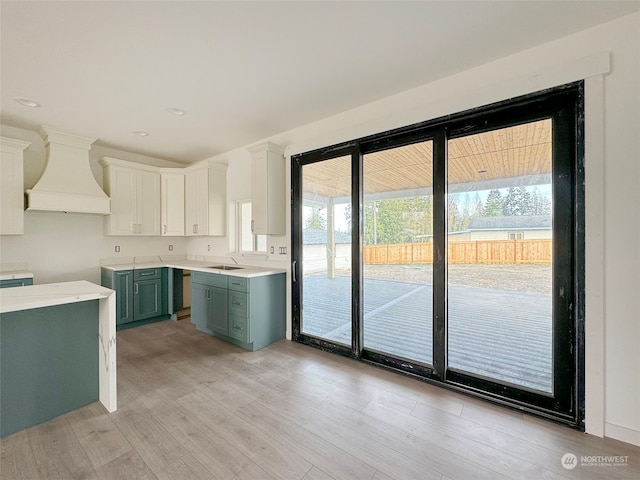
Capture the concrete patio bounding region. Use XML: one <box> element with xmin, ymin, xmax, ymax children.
<box><xmin>302</xmin><ymin>274</ymin><xmax>552</xmax><ymax>393</ymax></box>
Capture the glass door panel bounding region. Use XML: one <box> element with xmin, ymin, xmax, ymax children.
<box><xmin>300</xmin><ymin>156</ymin><xmax>352</xmax><ymax>346</ymax></box>
<box><xmin>447</xmin><ymin>119</ymin><xmax>553</xmax><ymax>393</ymax></box>
<box><xmin>363</xmin><ymin>141</ymin><xmax>434</xmax><ymax>365</ymax></box>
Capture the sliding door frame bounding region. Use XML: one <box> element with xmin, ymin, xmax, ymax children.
<box><xmin>291</xmin><ymin>82</ymin><xmax>585</xmax><ymax>428</ymax></box>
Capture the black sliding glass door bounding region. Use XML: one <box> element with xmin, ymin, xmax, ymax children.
<box><xmin>291</xmin><ymin>83</ymin><xmax>584</xmax><ymax>426</ymax></box>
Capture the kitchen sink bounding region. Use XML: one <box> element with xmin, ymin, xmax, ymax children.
<box><xmin>206</xmin><ymin>265</ymin><xmax>245</xmax><ymax>270</ymax></box>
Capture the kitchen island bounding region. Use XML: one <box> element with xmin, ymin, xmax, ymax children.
<box><xmin>0</xmin><ymin>281</ymin><xmax>117</xmax><ymax>438</ymax></box>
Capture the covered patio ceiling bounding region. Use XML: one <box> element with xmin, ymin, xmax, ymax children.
<box><xmin>303</xmin><ymin>119</ymin><xmax>552</xmax><ymax>202</ymax></box>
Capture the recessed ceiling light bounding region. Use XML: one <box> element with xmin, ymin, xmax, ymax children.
<box><xmin>132</xmin><ymin>131</ymin><xmax>149</xmax><ymax>137</ymax></box>
<box><xmin>13</xmin><ymin>97</ymin><xmax>40</xmax><ymax>108</ymax></box>
<box><xmin>167</xmin><ymin>108</ymin><xmax>186</xmax><ymax>116</ymax></box>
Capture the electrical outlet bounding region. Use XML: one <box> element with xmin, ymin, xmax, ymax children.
<box><xmin>115</xmin><ymin>245</ymin><xmax>120</xmax><ymax>253</ymax></box>
<box><xmin>279</xmin><ymin>246</ymin><xmax>287</xmax><ymax>254</ymax></box>
<box><xmin>207</xmin><ymin>244</ymin><xmax>210</xmax><ymax>251</ymax></box>
<box><xmin>169</xmin><ymin>244</ymin><xmax>173</xmax><ymax>251</ymax></box>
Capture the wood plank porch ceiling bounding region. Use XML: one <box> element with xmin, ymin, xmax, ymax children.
<box><xmin>303</xmin><ymin>119</ymin><xmax>551</xmax><ymax>198</ymax></box>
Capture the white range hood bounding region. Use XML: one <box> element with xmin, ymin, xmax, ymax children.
<box><xmin>25</xmin><ymin>126</ymin><xmax>110</xmax><ymax>214</ymax></box>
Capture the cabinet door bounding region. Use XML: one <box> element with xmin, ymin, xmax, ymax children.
<box><xmin>134</xmin><ymin>278</ymin><xmax>161</xmax><ymax>320</ymax></box>
<box><xmin>208</xmin><ymin>164</ymin><xmax>227</xmax><ymax>236</ymax></box>
<box><xmin>251</xmin><ymin>148</ymin><xmax>285</xmax><ymax>235</ymax></box>
<box><xmin>161</xmin><ymin>173</ymin><xmax>185</xmax><ymax>236</ymax></box>
<box><xmin>137</xmin><ymin>171</ymin><xmax>161</xmax><ymax>236</ymax></box>
<box><xmin>251</xmin><ymin>151</ymin><xmax>268</xmax><ymax>234</ymax></box>
<box><xmin>191</xmin><ymin>282</ymin><xmax>210</xmax><ymax>332</ymax></box>
<box><xmin>115</xmin><ymin>271</ymin><xmax>134</xmax><ymax>325</ymax></box>
<box><xmin>207</xmin><ymin>286</ymin><xmax>228</xmax><ymax>336</ymax></box>
<box><xmin>185</xmin><ymin>169</ymin><xmax>208</xmax><ymax>236</ymax></box>
<box><xmin>107</xmin><ymin>167</ymin><xmax>137</xmax><ymax>235</ymax></box>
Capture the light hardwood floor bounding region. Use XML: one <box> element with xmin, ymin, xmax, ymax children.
<box><xmin>2</xmin><ymin>319</ymin><xmax>638</xmax><ymax>480</ymax></box>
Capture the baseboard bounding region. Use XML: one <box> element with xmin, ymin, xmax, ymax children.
<box><xmin>605</xmin><ymin>422</ymin><xmax>640</xmax><ymax>447</ymax></box>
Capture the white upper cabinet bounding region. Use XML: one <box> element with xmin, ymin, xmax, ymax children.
<box><xmin>160</xmin><ymin>171</ymin><xmax>185</xmax><ymax>236</ymax></box>
<box><xmin>248</xmin><ymin>142</ymin><xmax>285</xmax><ymax>235</ymax></box>
<box><xmin>0</xmin><ymin>137</ymin><xmax>31</xmax><ymax>235</ymax></box>
<box><xmin>185</xmin><ymin>166</ymin><xmax>208</xmax><ymax>236</ymax></box>
<box><xmin>101</xmin><ymin>158</ymin><xmax>160</xmax><ymax>236</ymax></box>
<box><xmin>207</xmin><ymin>163</ymin><xmax>227</xmax><ymax>236</ymax></box>
<box><xmin>185</xmin><ymin>162</ymin><xmax>227</xmax><ymax>236</ymax></box>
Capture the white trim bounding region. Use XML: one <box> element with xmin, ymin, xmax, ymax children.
<box><xmin>604</xmin><ymin>422</ymin><xmax>640</xmax><ymax>448</ymax></box>
<box><xmin>584</xmin><ymin>75</ymin><xmax>606</xmax><ymax>438</ymax></box>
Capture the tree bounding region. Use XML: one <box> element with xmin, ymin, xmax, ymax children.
<box><xmin>363</xmin><ymin>196</ymin><xmax>434</xmax><ymax>245</ymax></box>
<box><xmin>448</xmin><ymin>194</ymin><xmax>465</xmax><ymax>232</ymax></box>
<box><xmin>305</xmin><ymin>207</ymin><xmax>326</xmax><ymax>230</ymax></box>
<box><xmin>530</xmin><ymin>187</ymin><xmax>552</xmax><ymax>215</ymax></box>
<box><xmin>502</xmin><ymin>187</ymin><xmax>532</xmax><ymax>216</ymax></box>
<box><xmin>483</xmin><ymin>189</ymin><xmax>504</xmax><ymax>216</ymax></box>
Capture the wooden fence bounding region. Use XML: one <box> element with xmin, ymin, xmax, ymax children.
<box><xmin>363</xmin><ymin>239</ymin><xmax>552</xmax><ymax>265</ymax></box>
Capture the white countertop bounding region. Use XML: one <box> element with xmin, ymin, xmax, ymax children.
<box><xmin>0</xmin><ymin>271</ymin><xmax>34</xmax><ymax>281</ymax></box>
<box><xmin>0</xmin><ymin>280</ymin><xmax>114</xmax><ymax>314</ymax></box>
<box><xmin>101</xmin><ymin>260</ymin><xmax>286</xmax><ymax>278</ymax></box>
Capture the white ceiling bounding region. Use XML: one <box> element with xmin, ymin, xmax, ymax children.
<box><xmin>1</xmin><ymin>1</ymin><xmax>638</xmax><ymax>164</ymax></box>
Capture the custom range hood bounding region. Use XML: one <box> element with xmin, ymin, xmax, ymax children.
<box><xmin>26</xmin><ymin>126</ymin><xmax>110</xmax><ymax>214</ymax></box>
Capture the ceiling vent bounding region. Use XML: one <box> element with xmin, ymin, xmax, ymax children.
<box><xmin>25</xmin><ymin>126</ymin><xmax>110</xmax><ymax>214</ymax></box>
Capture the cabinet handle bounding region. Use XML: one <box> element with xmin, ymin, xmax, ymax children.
<box><xmin>140</xmin><ymin>271</ymin><xmax>154</xmax><ymax>276</ymax></box>
<box><xmin>163</xmin><ymin>224</ymin><xmax>167</xmax><ymax>234</ymax></box>
<box><xmin>231</xmin><ymin>282</ymin><xmax>241</xmax><ymax>286</ymax></box>
<box><xmin>233</xmin><ymin>325</ymin><xmax>242</xmax><ymax>330</ymax></box>
<box><xmin>251</xmin><ymin>220</ymin><xmax>254</xmax><ymax>233</ymax></box>
<box><xmin>134</xmin><ymin>283</ymin><xmax>139</xmax><ymax>294</ymax></box>
<box><xmin>292</xmin><ymin>260</ymin><xmax>297</xmax><ymax>282</ymax></box>
<box><xmin>206</xmin><ymin>290</ymin><xmax>210</xmax><ymax>300</ymax></box>
<box><xmin>232</xmin><ymin>301</ymin><xmax>241</xmax><ymax>306</ymax></box>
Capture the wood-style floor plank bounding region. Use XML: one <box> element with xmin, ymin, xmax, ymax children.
<box><xmin>1</xmin><ymin>319</ymin><xmax>639</xmax><ymax>480</ymax></box>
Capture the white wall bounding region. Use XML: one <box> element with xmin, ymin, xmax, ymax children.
<box><xmin>201</xmin><ymin>13</ymin><xmax>639</xmax><ymax>445</ymax></box>
<box><xmin>468</xmin><ymin>230</ymin><xmax>553</xmax><ymax>241</ymax></box>
<box><xmin>0</xmin><ymin>125</ymin><xmax>188</xmax><ymax>284</ymax></box>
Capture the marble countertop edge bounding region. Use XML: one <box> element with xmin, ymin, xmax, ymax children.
<box><xmin>0</xmin><ymin>280</ymin><xmax>114</xmax><ymax>314</ymax></box>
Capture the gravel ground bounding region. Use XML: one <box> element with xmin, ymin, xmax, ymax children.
<box><xmin>345</xmin><ymin>264</ymin><xmax>552</xmax><ymax>294</ymax></box>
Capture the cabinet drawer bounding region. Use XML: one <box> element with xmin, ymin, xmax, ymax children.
<box><xmin>134</xmin><ymin>268</ymin><xmax>161</xmax><ymax>280</ymax></box>
<box><xmin>228</xmin><ymin>291</ymin><xmax>248</xmax><ymax>317</ymax></box>
<box><xmin>229</xmin><ymin>315</ymin><xmax>249</xmax><ymax>342</ymax></box>
<box><xmin>192</xmin><ymin>272</ymin><xmax>227</xmax><ymax>288</ymax></box>
<box><xmin>0</xmin><ymin>278</ymin><xmax>33</xmax><ymax>288</ymax></box>
<box><xmin>227</xmin><ymin>276</ymin><xmax>248</xmax><ymax>292</ymax></box>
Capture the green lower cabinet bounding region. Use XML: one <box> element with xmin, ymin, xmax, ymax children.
<box><xmin>191</xmin><ymin>282</ymin><xmax>210</xmax><ymax>333</ymax></box>
<box><xmin>114</xmin><ymin>271</ymin><xmax>134</xmax><ymax>325</ymax></box>
<box><xmin>190</xmin><ymin>271</ymin><xmax>285</xmax><ymax>351</ymax></box>
<box><xmin>134</xmin><ymin>278</ymin><xmax>161</xmax><ymax>320</ymax></box>
<box><xmin>101</xmin><ymin>267</ymin><xmax>168</xmax><ymax>328</ymax></box>
<box><xmin>208</xmin><ymin>286</ymin><xmax>228</xmax><ymax>336</ymax></box>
